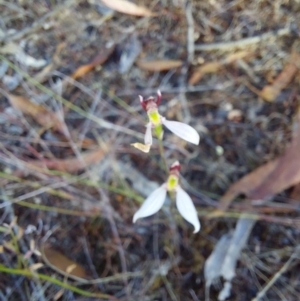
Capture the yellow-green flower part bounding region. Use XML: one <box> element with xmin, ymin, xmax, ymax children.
<box><xmin>154</xmin><ymin>124</ymin><xmax>163</xmax><ymax>140</ymax></box>
<box><xmin>167</xmin><ymin>174</ymin><xmax>179</xmax><ymax>191</ymax></box>
<box><xmin>148</xmin><ymin>109</ymin><xmax>161</xmax><ymax>126</ymax></box>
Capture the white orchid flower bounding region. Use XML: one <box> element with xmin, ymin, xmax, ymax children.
<box><xmin>133</xmin><ymin>161</ymin><xmax>200</xmax><ymax>233</ymax></box>
<box><xmin>132</xmin><ymin>91</ymin><xmax>200</xmax><ymax>152</ymax></box>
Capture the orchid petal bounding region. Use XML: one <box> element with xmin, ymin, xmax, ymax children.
<box><xmin>176</xmin><ymin>186</ymin><xmax>200</xmax><ymax>233</ymax></box>
<box><xmin>156</xmin><ymin>90</ymin><xmax>162</xmax><ymax>105</ymax></box>
<box><xmin>162</xmin><ymin>118</ymin><xmax>200</xmax><ymax>145</ymax></box>
<box><xmin>144</xmin><ymin>123</ymin><xmax>153</xmax><ymax>145</ymax></box>
<box><xmin>131</xmin><ymin>142</ymin><xmax>151</xmax><ymax>153</ymax></box>
<box><xmin>133</xmin><ymin>184</ymin><xmax>167</xmax><ymax>223</ymax></box>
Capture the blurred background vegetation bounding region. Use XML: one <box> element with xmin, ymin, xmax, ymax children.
<box><xmin>0</xmin><ymin>0</ymin><xmax>300</xmax><ymax>300</ymax></box>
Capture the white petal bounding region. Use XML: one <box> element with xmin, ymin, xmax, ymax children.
<box><xmin>162</xmin><ymin>118</ymin><xmax>200</xmax><ymax>145</ymax></box>
<box><xmin>144</xmin><ymin>123</ymin><xmax>153</xmax><ymax>145</ymax></box>
<box><xmin>133</xmin><ymin>184</ymin><xmax>167</xmax><ymax>223</ymax></box>
<box><xmin>176</xmin><ymin>186</ymin><xmax>200</xmax><ymax>233</ymax></box>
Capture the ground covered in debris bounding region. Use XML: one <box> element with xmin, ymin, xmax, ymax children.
<box><xmin>1</xmin><ymin>1</ymin><xmax>300</xmax><ymax>300</ymax></box>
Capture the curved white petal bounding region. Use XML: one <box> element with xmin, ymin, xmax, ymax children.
<box><xmin>162</xmin><ymin>118</ymin><xmax>200</xmax><ymax>145</ymax></box>
<box><xmin>176</xmin><ymin>186</ymin><xmax>200</xmax><ymax>233</ymax></box>
<box><xmin>133</xmin><ymin>184</ymin><xmax>167</xmax><ymax>223</ymax></box>
<box><xmin>144</xmin><ymin>123</ymin><xmax>153</xmax><ymax>145</ymax></box>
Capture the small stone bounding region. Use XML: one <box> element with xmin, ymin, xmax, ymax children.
<box><xmin>227</xmin><ymin>109</ymin><xmax>243</xmax><ymax>121</ymax></box>
<box><xmin>2</xmin><ymin>75</ymin><xmax>20</xmax><ymax>91</ymax></box>
<box><xmin>6</xmin><ymin>125</ymin><xmax>24</xmax><ymax>135</ymax></box>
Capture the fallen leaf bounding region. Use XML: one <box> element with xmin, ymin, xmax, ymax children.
<box><xmin>218</xmin><ymin>160</ymin><xmax>277</xmax><ymax>211</ymax></box>
<box><xmin>7</xmin><ymin>94</ymin><xmax>65</xmax><ymax>133</ymax></box>
<box><xmin>71</xmin><ymin>46</ymin><xmax>115</xmax><ymax>80</ymax></box>
<box><xmin>42</xmin><ymin>247</ymin><xmax>88</xmax><ymax>280</ymax></box>
<box><xmin>137</xmin><ymin>60</ymin><xmax>183</xmax><ymax>72</ymax></box>
<box><xmin>26</xmin><ymin>148</ymin><xmax>104</xmax><ymax>173</ymax></box>
<box><xmin>289</xmin><ymin>183</ymin><xmax>300</xmax><ymax>201</ymax></box>
<box><xmin>219</xmin><ymin>109</ymin><xmax>300</xmax><ymax>210</ymax></box>
<box><xmin>260</xmin><ymin>50</ymin><xmax>300</xmax><ymax>101</ymax></box>
<box><xmin>100</xmin><ymin>0</ymin><xmax>154</xmax><ymax>16</ymax></box>
<box><xmin>249</xmin><ymin>111</ymin><xmax>300</xmax><ymax>200</ymax></box>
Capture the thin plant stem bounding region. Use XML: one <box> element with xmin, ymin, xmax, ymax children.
<box><xmin>0</xmin><ymin>265</ymin><xmax>116</xmax><ymax>300</ymax></box>
<box><xmin>157</xmin><ymin>137</ymin><xmax>168</xmax><ymax>175</ymax></box>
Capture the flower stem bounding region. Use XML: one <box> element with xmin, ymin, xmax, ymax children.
<box><xmin>157</xmin><ymin>135</ymin><xmax>168</xmax><ymax>175</ymax></box>
<box><xmin>154</xmin><ymin>125</ymin><xmax>168</xmax><ymax>175</ymax></box>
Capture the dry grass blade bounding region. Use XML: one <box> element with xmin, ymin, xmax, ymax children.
<box><xmin>26</xmin><ymin>148</ymin><xmax>105</xmax><ymax>173</ymax></box>
<box><xmin>189</xmin><ymin>62</ymin><xmax>222</xmax><ymax>85</ymax></box>
<box><xmin>189</xmin><ymin>51</ymin><xmax>252</xmax><ymax>85</ymax></box>
<box><xmin>71</xmin><ymin>46</ymin><xmax>115</xmax><ymax>80</ymax></box>
<box><xmin>137</xmin><ymin>59</ymin><xmax>183</xmax><ymax>72</ymax></box>
<box><xmin>194</xmin><ymin>27</ymin><xmax>291</xmax><ymax>51</ymax></box>
<box><xmin>7</xmin><ymin>93</ymin><xmax>65</xmax><ymax>133</ymax></box>
<box><xmin>252</xmin><ymin>246</ymin><xmax>300</xmax><ymax>301</ymax></box>
<box><xmin>100</xmin><ymin>0</ymin><xmax>154</xmax><ymax>16</ymax></box>
<box><xmin>223</xmin><ymin>51</ymin><xmax>252</xmax><ymax>64</ymax></box>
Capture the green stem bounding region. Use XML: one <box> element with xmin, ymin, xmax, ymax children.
<box><xmin>0</xmin><ymin>171</ymin><xmax>143</xmax><ymax>204</ymax></box>
<box><xmin>154</xmin><ymin>124</ymin><xmax>168</xmax><ymax>175</ymax></box>
<box><xmin>0</xmin><ymin>264</ymin><xmax>115</xmax><ymax>300</ymax></box>
<box><xmin>158</xmin><ymin>138</ymin><xmax>168</xmax><ymax>174</ymax></box>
